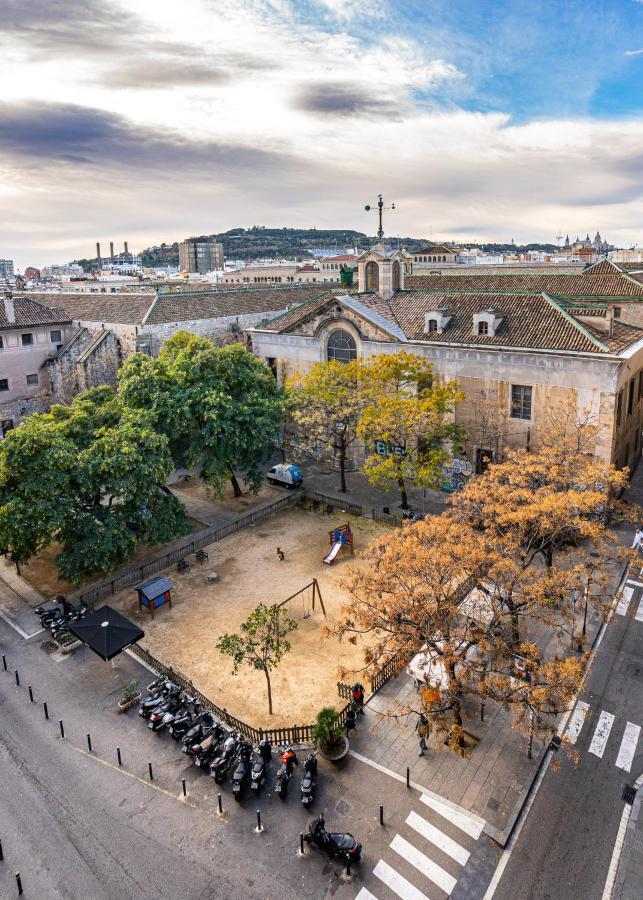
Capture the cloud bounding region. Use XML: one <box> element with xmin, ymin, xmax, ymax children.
<box><xmin>625</xmin><ymin>48</ymin><xmax>643</xmax><ymax>55</ymax></box>
<box><xmin>294</xmin><ymin>83</ymin><xmax>403</xmax><ymax>119</ymax></box>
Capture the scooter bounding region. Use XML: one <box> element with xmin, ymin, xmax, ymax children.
<box><xmin>250</xmin><ymin>739</ymin><xmax>272</xmax><ymax>794</ymax></box>
<box><xmin>149</xmin><ymin>691</ymin><xmax>184</xmax><ymax>731</ymax></box>
<box><xmin>138</xmin><ymin>682</ymin><xmax>179</xmax><ymax>719</ymax></box>
<box><xmin>181</xmin><ymin>716</ymin><xmax>217</xmax><ymax>753</ymax></box>
<box><xmin>274</xmin><ymin>747</ymin><xmax>298</xmax><ymax>800</ymax></box>
<box><xmin>303</xmin><ymin>814</ymin><xmax>362</xmax><ymax>866</ymax></box>
<box><xmin>231</xmin><ymin>742</ymin><xmax>253</xmax><ymax>801</ymax></box>
<box><xmin>189</xmin><ymin>728</ymin><xmax>225</xmax><ymax>770</ymax></box>
<box><xmin>170</xmin><ymin>702</ymin><xmax>202</xmax><ymax>740</ymax></box>
<box><xmin>210</xmin><ymin>733</ymin><xmax>241</xmax><ymax>784</ymax></box>
<box><xmin>300</xmin><ymin>751</ymin><xmax>317</xmax><ymax>808</ymax></box>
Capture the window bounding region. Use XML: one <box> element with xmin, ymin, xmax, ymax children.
<box><xmin>26</xmin><ymin>373</ymin><xmax>38</xmax><ymax>387</ymax></box>
<box><xmin>1</xmin><ymin>419</ymin><xmax>13</xmax><ymax>437</ymax></box>
<box><xmin>0</xmin><ymin>379</ymin><xmax>8</xmax><ymax>392</ymax></box>
<box><xmin>510</xmin><ymin>384</ymin><xmax>532</xmax><ymax>420</ymax></box>
<box><xmin>0</xmin><ymin>336</ymin><xmax>3</xmax><ymax>350</ymax></box>
<box><xmin>392</xmin><ymin>260</ymin><xmax>401</xmax><ymax>291</ymax></box>
<box><xmin>21</xmin><ymin>333</ymin><xmax>33</xmax><ymax>346</ymax></box>
<box><xmin>613</xmin><ymin>307</ymin><xmax>621</xmax><ymax>319</ymax></box>
<box><xmin>616</xmin><ymin>390</ymin><xmax>623</xmax><ymax>427</ymax></box>
<box><xmin>427</xmin><ymin>319</ymin><xmax>438</xmax><ymax>332</ymax></box>
<box><xmin>327</xmin><ymin>329</ymin><xmax>357</xmax><ymax>363</ymax></box>
<box><xmin>365</xmin><ymin>260</ymin><xmax>379</xmax><ymax>292</ymax></box>
<box><xmin>50</xmin><ymin>330</ymin><xmax>62</xmax><ymax>343</ymax></box>
<box><xmin>628</xmin><ymin>378</ymin><xmax>635</xmax><ymax>416</ymax></box>
<box><xmin>477</xmin><ymin>321</ymin><xmax>489</xmax><ymax>335</ymax></box>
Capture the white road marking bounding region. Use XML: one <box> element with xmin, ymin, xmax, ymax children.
<box><xmin>626</xmin><ymin>580</ymin><xmax>643</xmax><ymax>588</ymax></box>
<box><xmin>615</xmin><ymin>722</ymin><xmax>641</xmax><ymax>772</ymax></box>
<box><xmin>635</xmin><ymin>598</ymin><xmax>643</xmax><ymax>623</ymax></box>
<box><xmin>390</xmin><ymin>834</ymin><xmax>457</xmax><ymax>895</ymax></box>
<box><xmin>355</xmin><ymin>889</ymin><xmax>379</xmax><ymax>900</ymax></box>
<box><xmin>420</xmin><ymin>793</ymin><xmax>484</xmax><ymax>840</ymax></box>
<box><xmin>616</xmin><ymin>586</ymin><xmax>633</xmax><ymax>616</ymax></box>
<box><xmin>0</xmin><ymin>609</ymin><xmax>38</xmax><ymax>640</ymax></box>
<box><xmin>406</xmin><ymin>811</ymin><xmax>470</xmax><ymax>866</ymax></box>
<box><xmin>601</xmin><ymin>803</ymin><xmax>633</xmax><ymax>900</ymax></box>
<box><xmin>564</xmin><ymin>700</ymin><xmax>590</xmax><ymax>745</ymax></box>
<box><xmin>589</xmin><ymin>710</ymin><xmax>615</xmax><ymax>758</ymax></box>
<box><xmin>373</xmin><ymin>859</ymin><xmax>431</xmax><ymax>900</ymax></box>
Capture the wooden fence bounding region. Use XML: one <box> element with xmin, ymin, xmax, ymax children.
<box><xmin>302</xmin><ymin>488</ymin><xmax>404</xmax><ymax>526</ymax></box>
<box><xmin>337</xmin><ymin>648</ymin><xmax>409</xmax><ymax>704</ymax></box>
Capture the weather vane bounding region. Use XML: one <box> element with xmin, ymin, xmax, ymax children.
<box><xmin>365</xmin><ymin>194</ymin><xmax>395</xmax><ymax>243</ymax></box>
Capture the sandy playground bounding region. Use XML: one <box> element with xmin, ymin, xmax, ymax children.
<box><xmin>110</xmin><ymin>506</ymin><xmax>389</xmax><ymax>728</ymax></box>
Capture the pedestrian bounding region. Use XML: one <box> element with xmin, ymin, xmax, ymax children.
<box><xmin>352</xmin><ymin>682</ymin><xmax>365</xmax><ymax>715</ymax></box>
<box><xmin>415</xmin><ymin>713</ymin><xmax>429</xmax><ymax>756</ymax></box>
<box><xmin>632</xmin><ymin>529</ymin><xmax>643</xmax><ymax>552</ymax></box>
<box><xmin>277</xmin><ymin>546</ymin><xmax>285</xmax><ymax>561</ymax></box>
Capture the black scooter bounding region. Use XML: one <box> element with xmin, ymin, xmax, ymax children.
<box><xmin>250</xmin><ymin>739</ymin><xmax>271</xmax><ymax>794</ymax></box>
<box><xmin>191</xmin><ymin>731</ymin><xmax>225</xmax><ymax>772</ymax></box>
<box><xmin>139</xmin><ymin>682</ymin><xmax>179</xmax><ymax>719</ymax></box>
<box><xmin>231</xmin><ymin>742</ymin><xmax>253</xmax><ymax>801</ymax></box>
<box><xmin>303</xmin><ymin>814</ymin><xmax>362</xmax><ymax>866</ymax></box>
<box><xmin>274</xmin><ymin>748</ymin><xmax>298</xmax><ymax>800</ymax></box>
<box><xmin>210</xmin><ymin>733</ymin><xmax>241</xmax><ymax>784</ymax></box>
<box><xmin>300</xmin><ymin>751</ymin><xmax>317</xmax><ymax>808</ymax></box>
<box><xmin>181</xmin><ymin>716</ymin><xmax>217</xmax><ymax>753</ymax></box>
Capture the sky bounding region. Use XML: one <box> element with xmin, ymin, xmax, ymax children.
<box><xmin>2</xmin><ymin>0</ymin><xmax>643</xmax><ymax>268</ymax></box>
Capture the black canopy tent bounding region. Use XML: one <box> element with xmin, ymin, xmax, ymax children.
<box><xmin>69</xmin><ymin>605</ymin><xmax>145</xmax><ymax>661</ymax></box>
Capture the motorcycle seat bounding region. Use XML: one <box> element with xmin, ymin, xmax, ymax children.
<box><xmin>329</xmin><ymin>834</ymin><xmax>355</xmax><ymax>850</ymax></box>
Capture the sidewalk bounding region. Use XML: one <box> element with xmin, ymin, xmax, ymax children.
<box><xmin>613</xmin><ymin>785</ymin><xmax>643</xmax><ymax>899</ymax></box>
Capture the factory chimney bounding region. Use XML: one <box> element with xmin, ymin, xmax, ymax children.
<box><xmin>109</xmin><ymin>241</ymin><xmax>114</xmax><ymax>261</ymax></box>
<box><xmin>124</xmin><ymin>241</ymin><xmax>129</xmax><ymax>255</ymax></box>
<box><xmin>96</xmin><ymin>242</ymin><xmax>101</xmax><ymax>266</ymax></box>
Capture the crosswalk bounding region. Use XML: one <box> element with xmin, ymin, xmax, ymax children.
<box><xmin>564</xmin><ymin>701</ymin><xmax>642</xmax><ymax>773</ymax></box>
<box><xmin>615</xmin><ymin>574</ymin><xmax>643</xmax><ymax>620</ymax></box>
<box><xmin>355</xmin><ymin>792</ymin><xmax>484</xmax><ymax>900</ymax></box>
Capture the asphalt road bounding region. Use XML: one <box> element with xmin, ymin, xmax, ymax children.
<box><xmin>494</xmin><ymin>573</ymin><xmax>643</xmax><ymax>900</ymax></box>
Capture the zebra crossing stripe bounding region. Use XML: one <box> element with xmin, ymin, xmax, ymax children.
<box><xmin>419</xmin><ymin>793</ymin><xmax>484</xmax><ymax>840</ymax></box>
<box><xmin>626</xmin><ymin>580</ymin><xmax>643</xmax><ymax>588</ymax></box>
<box><xmin>616</xmin><ymin>587</ymin><xmax>633</xmax><ymax>616</ymax></box>
<box><xmin>406</xmin><ymin>810</ymin><xmax>470</xmax><ymax>866</ymax></box>
<box><xmin>373</xmin><ymin>859</ymin><xmax>431</xmax><ymax>900</ymax></box>
<box><xmin>390</xmin><ymin>834</ymin><xmax>457</xmax><ymax>895</ymax></box>
<box><xmin>635</xmin><ymin>597</ymin><xmax>643</xmax><ymax>623</ymax></box>
<box><xmin>355</xmin><ymin>889</ymin><xmax>379</xmax><ymax>900</ymax></box>
<box><xmin>615</xmin><ymin>722</ymin><xmax>641</xmax><ymax>773</ymax></box>
<box><xmin>564</xmin><ymin>700</ymin><xmax>590</xmax><ymax>745</ymax></box>
<box><xmin>589</xmin><ymin>710</ymin><xmax>615</xmax><ymax>758</ymax></box>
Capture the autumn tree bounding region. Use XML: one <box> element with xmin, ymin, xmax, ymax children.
<box><xmin>289</xmin><ymin>359</ymin><xmax>365</xmax><ymax>492</ymax></box>
<box><xmin>118</xmin><ymin>332</ymin><xmax>285</xmax><ymax>497</ymax></box>
<box><xmin>357</xmin><ymin>351</ymin><xmax>463</xmax><ymax>509</ymax></box>
<box><xmin>216</xmin><ymin>603</ymin><xmax>298</xmax><ymax>715</ymax></box>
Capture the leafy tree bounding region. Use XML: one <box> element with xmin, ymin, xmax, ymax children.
<box><xmin>216</xmin><ymin>603</ymin><xmax>298</xmax><ymax>715</ymax></box>
<box><xmin>340</xmin><ymin>265</ymin><xmax>354</xmax><ymax>288</ymax></box>
<box><xmin>289</xmin><ymin>359</ymin><xmax>365</xmax><ymax>492</ymax></box>
<box><xmin>357</xmin><ymin>351</ymin><xmax>463</xmax><ymax>509</ymax></box>
<box><xmin>0</xmin><ymin>388</ymin><xmax>187</xmax><ymax>585</ymax></box>
<box><xmin>119</xmin><ymin>332</ymin><xmax>284</xmax><ymax>497</ymax></box>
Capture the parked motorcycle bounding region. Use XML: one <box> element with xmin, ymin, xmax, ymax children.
<box><xmin>300</xmin><ymin>751</ymin><xmax>317</xmax><ymax>808</ymax></box>
<box><xmin>169</xmin><ymin>701</ymin><xmax>202</xmax><ymax>740</ymax></box>
<box><xmin>274</xmin><ymin>745</ymin><xmax>298</xmax><ymax>800</ymax></box>
<box><xmin>303</xmin><ymin>814</ymin><xmax>362</xmax><ymax>866</ymax></box>
<box><xmin>250</xmin><ymin>739</ymin><xmax>272</xmax><ymax>794</ymax></box>
<box><xmin>138</xmin><ymin>682</ymin><xmax>179</xmax><ymax>719</ymax></box>
<box><xmin>210</xmin><ymin>732</ymin><xmax>241</xmax><ymax>784</ymax></box>
<box><xmin>190</xmin><ymin>728</ymin><xmax>226</xmax><ymax>771</ymax></box>
<box><xmin>181</xmin><ymin>716</ymin><xmax>217</xmax><ymax>753</ymax></box>
<box><xmin>149</xmin><ymin>691</ymin><xmax>184</xmax><ymax>732</ymax></box>
<box><xmin>231</xmin><ymin>742</ymin><xmax>253</xmax><ymax>801</ymax></box>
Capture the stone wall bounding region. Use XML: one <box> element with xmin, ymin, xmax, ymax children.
<box><xmin>138</xmin><ymin>310</ymin><xmax>289</xmax><ymax>357</ymax></box>
<box><xmin>47</xmin><ymin>328</ymin><xmax>122</xmax><ymax>404</ymax></box>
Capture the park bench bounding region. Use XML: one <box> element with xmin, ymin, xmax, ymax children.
<box><xmin>176</xmin><ymin>558</ymin><xmax>190</xmax><ymax>573</ymax></box>
<box><xmin>195</xmin><ymin>549</ymin><xmax>208</xmax><ymax>563</ymax></box>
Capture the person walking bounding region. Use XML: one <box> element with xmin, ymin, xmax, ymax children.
<box><xmin>416</xmin><ymin>713</ymin><xmax>429</xmax><ymax>756</ymax></box>
<box><xmin>352</xmin><ymin>682</ymin><xmax>365</xmax><ymax>715</ymax></box>
<box><xmin>632</xmin><ymin>528</ymin><xmax>643</xmax><ymax>553</ymax></box>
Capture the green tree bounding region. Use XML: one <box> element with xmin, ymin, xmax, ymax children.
<box><xmin>216</xmin><ymin>603</ymin><xmax>298</xmax><ymax>715</ymax></box>
<box><xmin>340</xmin><ymin>265</ymin><xmax>354</xmax><ymax>288</ymax></box>
<box><xmin>357</xmin><ymin>351</ymin><xmax>463</xmax><ymax>509</ymax></box>
<box><xmin>289</xmin><ymin>359</ymin><xmax>364</xmax><ymax>492</ymax></box>
<box><xmin>0</xmin><ymin>388</ymin><xmax>187</xmax><ymax>585</ymax></box>
<box><xmin>119</xmin><ymin>332</ymin><xmax>284</xmax><ymax>497</ymax></box>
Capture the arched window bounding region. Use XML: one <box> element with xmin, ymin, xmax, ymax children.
<box><xmin>478</xmin><ymin>321</ymin><xmax>489</xmax><ymax>335</ymax></box>
<box><xmin>327</xmin><ymin>329</ymin><xmax>357</xmax><ymax>362</ymax></box>
<box><xmin>365</xmin><ymin>260</ymin><xmax>379</xmax><ymax>292</ymax></box>
<box><xmin>427</xmin><ymin>319</ymin><xmax>438</xmax><ymax>332</ymax></box>
<box><xmin>392</xmin><ymin>260</ymin><xmax>401</xmax><ymax>291</ymax></box>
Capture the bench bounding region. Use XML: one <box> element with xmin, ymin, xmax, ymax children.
<box><xmin>195</xmin><ymin>549</ymin><xmax>208</xmax><ymax>563</ymax></box>
<box><xmin>176</xmin><ymin>558</ymin><xmax>190</xmax><ymax>573</ymax></box>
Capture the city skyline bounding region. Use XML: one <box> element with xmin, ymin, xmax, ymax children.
<box><xmin>2</xmin><ymin>0</ymin><xmax>643</xmax><ymax>268</ymax></box>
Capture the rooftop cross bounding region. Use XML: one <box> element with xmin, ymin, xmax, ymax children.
<box><xmin>365</xmin><ymin>194</ymin><xmax>395</xmax><ymax>243</ymax></box>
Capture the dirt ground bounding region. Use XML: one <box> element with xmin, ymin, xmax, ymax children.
<box><xmin>20</xmin><ymin>518</ymin><xmax>206</xmax><ymax>598</ymax></box>
<box><xmin>170</xmin><ymin>476</ymin><xmax>284</xmax><ymax>519</ymax></box>
<box><xmin>110</xmin><ymin>507</ymin><xmax>390</xmax><ymax>728</ymax></box>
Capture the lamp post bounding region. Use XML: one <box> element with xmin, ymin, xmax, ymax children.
<box><xmin>336</xmin><ymin>421</ymin><xmax>347</xmax><ymax>493</ymax></box>
<box><xmin>579</xmin><ymin>552</ymin><xmax>600</xmax><ymax>651</ymax></box>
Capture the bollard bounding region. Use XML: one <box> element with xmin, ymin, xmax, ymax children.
<box><xmin>59</xmin><ymin>720</ymin><xmax>65</xmax><ymax>740</ymax></box>
<box><xmin>87</xmin><ymin>733</ymin><xmax>92</xmax><ymax>753</ymax></box>
<box><xmin>28</xmin><ymin>686</ymin><xmax>34</xmax><ymax>703</ymax></box>
<box><xmin>406</xmin><ymin>767</ymin><xmax>410</xmax><ymax>789</ymax></box>
<box><xmin>300</xmin><ymin>832</ymin><xmax>305</xmax><ymax>855</ymax></box>
<box><xmin>16</xmin><ymin>873</ymin><xmax>23</xmax><ymax>895</ymax></box>
<box><xmin>182</xmin><ymin>779</ymin><xmax>187</xmax><ymax>797</ymax></box>
<box><xmin>2</xmin><ymin>654</ymin><xmax>6</xmax><ymax>671</ymax></box>
<box><xmin>148</xmin><ymin>762</ymin><xmax>153</xmax><ymax>781</ymax></box>
<box><xmin>0</xmin><ymin>838</ymin><xmax>3</xmax><ymax>861</ymax></box>
<box><xmin>380</xmin><ymin>804</ymin><xmax>384</xmax><ymax>826</ymax></box>
<box><xmin>43</xmin><ymin>701</ymin><xmax>49</xmax><ymax>720</ymax></box>
<box><xmin>14</xmin><ymin>671</ymin><xmax>19</xmax><ymax>687</ymax></box>
<box><xmin>256</xmin><ymin>810</ymin><xmax>262</xmax><ymax>831</ymax></box>
<box><xmin>117</xmin><ymin>747</ymin><xmax>122</xmax><ymax>767</ymax></box>
<box><xmin>346</xmin><ymin>860</ymin><xmax>351</xmax><ymax>878</ymax></box>
<box><xmin>218</xmin><ymin>793</ymin><xmax>223</xmax><ymax>815</ymax></box>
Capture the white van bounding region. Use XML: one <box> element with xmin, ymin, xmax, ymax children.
<box><xmin>266</xmin><ymin>464</ymin><xmax>303</xmax><ymax>488</ymax></box>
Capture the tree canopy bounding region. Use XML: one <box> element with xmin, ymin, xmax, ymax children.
<box><xmin>0</xmin><ymin>387</ymin><xmax>187</xmax><ymax>585</ymax></box>
<box><xmin>118</xmin><ymin>332</ymin><xmax>285</xmax><ymax>496</ymax></box>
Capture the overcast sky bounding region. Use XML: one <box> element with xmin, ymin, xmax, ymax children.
<box><xmin>2</xmin><ymin>0</ymin><xmax>643</xmax><ymax>268</ymax></box>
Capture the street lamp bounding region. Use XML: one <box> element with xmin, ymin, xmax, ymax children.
<box><xmin>579</xmin><ymin>552</ymin><xmax>600</xmax><ymax>651</ymax></box>
<box><xmin>336</xmin><ymin>421</ymin><xmax>347</xmax><ymax>494</ymax></box>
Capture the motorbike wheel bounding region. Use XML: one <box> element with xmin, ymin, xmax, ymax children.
<box><xmin>214</xmin><ymin>770</ymin><xmax>225</xmax><ymax>784</ymax></box>
<box><xmin>234</xmin><ymin>791</ymin><xmax>241</xmax><ymax>802</ymax></box>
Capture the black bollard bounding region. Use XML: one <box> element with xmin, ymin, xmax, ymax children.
<box><xmin>43</xmin><ymin>701</ymin><xmax>49</xmax><ymax>720</ymax></box>
<box><xmin>28</xmin><ymin>686</ymin><xmax>34</xmax><ymax>703</ymax></box>
<box><xmin>380</xmin><ymin>804</ymin><xmax>384</xmax><ymax>826</ymax></box>
<box><xmin>256</xmin><ymin>810</ymin><xmax>262</xmax><ymax>831</ymax></box>
<box><xmin>300</xmin><ymin>832</ymin><xmax>304</xmax><ymax>854</ymax></box>
<box><xmin>117</xmin><ymin>747</ymin><xmax>122</xmax><ymax>767</ymax></box>
<box><xmin>59</xmin><ymin>720</ymin><xmax>65</xmax><ymax>740</ymax></box>
<box><xmin>406</xmin><ymin>766</ymin><xmax>410</xmax><ymax>788</ymax></box>
<box><xmin>2</xmin><ymin>654</ymin><xmax>6</xmax><ymax>671</ymax></box>
<box><xmin>148</xmin><ymin>762</ymin><xmax>153</xmax><ymax>781</ymax></box>
<box><xmin>0</xmin><ymin>838</ymin><xmax>3</xmax><ymax>861</ymax></box>
<box><xmin>182</xmin><ymin>779</ymin><xmax>186</xmax><ymax>797</ymax></box>
<box><xmin>87</xmin><ymin>733</ymin><xmax>92</xmax><ymax>753</ymax></box>
<box><xmin>346</xmin><ymin>859</ymin><xmax>351</xmax><ymax>877</ymax></box>
<box><xmin>218</xmin><ymin>793</ymin><xmax>223</xmax><ymax>814</ymax></box>
<box><xmin>16</xmin><ymin>873</ymin><xmax>23</xmax><ymax>895</ymax></box>
<box><xmin>14</xmin><ymin>671</ymin><xmax>19</xmax><ymax>687</ymax></box>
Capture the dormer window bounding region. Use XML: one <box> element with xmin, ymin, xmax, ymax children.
<box><xmin>477</xmin><ymin>321</ymin><xmax>489</xmax><ymax>335</ymax></box>
<box><xmin>425</xmin><ymin>307</ymin><xmax>452</xmax><ymax>335</ymax></box>
<box><xmin>427</xmin><ymin>319</ymin><xmax>438</xmax><ymax>332</ymax></box>
<box><xmin>473</xmin><ymin>308</ymin><xmax>503</xmax><ymax>337</ymax></box>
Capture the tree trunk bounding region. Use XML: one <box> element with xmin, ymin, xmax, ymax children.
<box><xmin>339</xmin><ymin>431</ymin><xmax>347</xmax><ymax>493</ymax></box>
<box><xmin>263</xmin><ymin>667</ymin><xmax>273</xmax><ymax>715</ymax></box>
<box><xmin>229</xmin><ymin>470</ymin><xmax>242</xmax><ymax>498</ymax></box>
<box><xmin>396</xmin><ymin>465</ymin><xmax>408</xmax><ymax>510</ymax></box>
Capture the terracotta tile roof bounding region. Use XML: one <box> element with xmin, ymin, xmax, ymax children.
<box><xmin>0</xmin><ymin>297</ymin><xmax>70</xmax><ymax>329</ymax></box>
<box><xmin>145</xmin><ymin>285</ymin><xmax>330</xmax><ymax>325</ymax></box>
<box><xmin>414</xmin><ymin>244</ymin><xmax>454</xmax><ymax>255</ymax></box>
<box><xmin>20</xmin><ymin>292</ymin><xmax>154</xmax><ymax>324</ymax></box>
<box><xmin>405</xmin><ymin>272</ymin><xmax>643</xmax><ymax>296</ymax></box>
<box><xmin>260</xmin><ymin>291</ymin><xmax>336</xmax><ymax>331</ymax></box>
<box><xmin>321</xmin><ymin>254</ymin><xmax>358</xmax><ymax>262</ymax></box>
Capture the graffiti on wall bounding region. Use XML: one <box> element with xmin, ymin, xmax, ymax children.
<box><xmin>440</xmin><ymin>456</ymin><xmax>473</xmax><ymax>492</ymax></box>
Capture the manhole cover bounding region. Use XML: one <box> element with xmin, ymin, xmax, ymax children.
<box><xmin>40</xmin><ymin>640</ymin><xmax>59</xmax><ymax>655</ymax></box>
<box><xmin>335</xmin><ymin>799</ymin><xmax>352</xmax><ymax>816</ymax></box>
<box><xmin>487</xmin><ymin>797</ymin><xmax>500</xmax><ymax>812</ymax></box>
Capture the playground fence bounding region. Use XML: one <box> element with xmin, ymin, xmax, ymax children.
<box><xmin>301</xmin><ymin>489</ymin><xmax>404</xmax><ymax>526</ymax></box>
<box><xmin>68</xmin><ymin>490</ymin><xmax>302</xmax><ymax>610</ymax></box>
<box><xmin>337</xmin><ymin>648</ymin><xmax>410</xmax><ymax>702</ymax></box>
<box><xmin>128</xmin><ymin>643</ymin><xmax>352</xmax><ymax>747</ymax></box>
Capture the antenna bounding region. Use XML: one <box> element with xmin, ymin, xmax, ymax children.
<box><xmin>364</xmin><ymin>194</ymin><xmax>395</xmax><ymax>242</ymax></box>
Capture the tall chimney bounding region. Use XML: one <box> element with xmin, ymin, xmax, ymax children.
<box><xmin>3</xmin><ymin>291</ymin><xmax>15</xmax><ymax>324</ymax></box>
<box><xmin>110</xmin><ymin>241</ymin><xmax>114</xmax><ymax>261</ymax></box>
<box><xmin>96</xmin><ymin>242</ymin><xmax>101</xmax><ymax>265</ymax></box>
<box><xmin>124</xmin><ymin>241</ymin><xmax>129</xmax><ymax>255</ymax></box>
